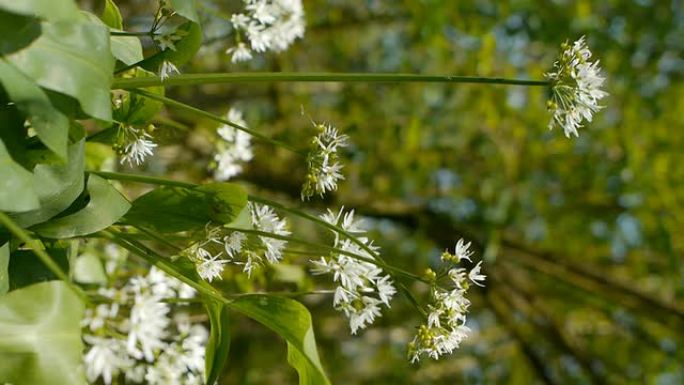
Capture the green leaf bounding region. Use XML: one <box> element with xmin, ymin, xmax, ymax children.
<box><xmin>32</xmin><ymin>174</ymin><xmax>131</xmax><ymax>238</ymax></box>
<box><xmin>111</xmin><ymin>35</ymin><xmax>143</xmax><ymax>65</ymax></box>
<box><xmin>5</xmin><ymin>19</ymin><xmax>114</xmax><ymax>121</ymax></box>
<box><xmin>0</xmin><ymin>10</ymin><xmax>41</xmax><ymax>55</ymax></box>
<box><xmin>170</xmin><ymin>0</ymin><xmax>200</xmax><ymax>23</ymax></box>
<box><xmin>205</xmin><ymin>300</ymin><xmax>231</xmax><ymax>385</ymax></box>
<box><xmin>0</xmin><ymin>0</ymin><xmax>80</xmax><ymax>21</ymax></box>
<box><xmin>101</xmin><ymin>0</ymin><xmax>122</xmax><ymax>29</ymax></box>
<box><xmin>7</xmin><ymin>248</ymin><xmax>69</xmax><ymax>291</ymax></box>
<box><xmin>230</xmin><ymin>295</ymin><xmax>331</xmax><ymax>385</ymax></box>
<box><xmin>10</xmin><ymin>141</ymin><xmax>85</xmax><ymax>228</ymax></box>
<box><xmin>0</xmin><ymin>59</ymin><xmax>69</xmax><ymax>159</ymax></box>
<box><xmin>0</xmin><ymin>281</ymin><xmax>86</xmax><ymax>385</ymax></box>
<box><xmin>0</xmin><ymin>243</ymin><xmax>8</xmax><ymax>296</ymax></box>
<box><xmin>125</xmin><ymin>183</ymin><xmax>247</xmax><ymax>233</ymax></box>
<box><xmin>0</xmin><ymin>139</ymin><xmax>40</xmax><ymax>213</ymax></box>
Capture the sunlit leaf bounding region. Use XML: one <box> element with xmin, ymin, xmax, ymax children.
<box><xmin>0</xmin><ymin>281</ymin><xmax>85</xmax><ymax>385</ymax></box>
<box><xmin>10</xmin><ymin>140</ymin><xmax>85</xmax><ymax>228</ymax></box>
<box><xmin>230</xmin><ymin>295</ymin><xmax>331</xmax><ymax>385</ymax></box>
<box><xmin>32</xmin><ymin>174</ymin><xmax>130</xmax><ymax>238</ymax></box>
<box><xmin>0</xmin><ymin>0</ymin><xmax>79</xmax><ymax>21</ymax></box>
<box><xmin>4</xmin><ymin>19</ymin><xmax>114</xmax><ymax>121</ymax></box>
<box><xmin>205</xmin><ymin>299</ymin><xmax>231</xmax><ymax>385</ymax></box>
<box><xmin>101</xmin><ymin>0</ymin><xmax>122</xmax><ymax>29</ymax></box>
<box><xmin>170</xmin><ymin>0</ymin><xmax>200</xmax><ymax>23</ymax></box>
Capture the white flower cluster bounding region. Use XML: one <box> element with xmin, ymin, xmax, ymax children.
<box><xmin>186</xmin><ymin>202</ymin><xmax>290</xmax><ymax>280</ymax></box>
<box><xmin>311</xmin><ymin>208</ymin><xmax>396</xmax><ymax>334</ymax></box>
<box><xmin>545</xmin><ymin>36</ymin><xmax>608</xmax><ymax>138</ymax></box>
<box><xmin>408</xmin><ymin>239</ymin><xmax>485</xmax><ymax>363</ymax></box>
<box><xmin>117</xmin><ymin>124</ymin><xmax>158</xmax><ymax>167</ymax></box>
<box><xmin>82</xmin><ymin>266</ymin><xmax>206</xmax><ymax>385</ymax></box>
<box><xmin>301</xmin><ymin>123</ymin><xmax>349</xmax><ymax>200</ymax></box>
<box><xmin>153</xmin><ymin>28</ymin><xmax>188</xmax><ymax>52</ymax></box>
<box><xmin>212</xmin><ymin>108</ymin><xmax>254</xmax><ymax>181</ymax></box>
<box><xmin>226</xmin><ymin>0</ymin><xmax>305</xmax><ymax>63</ymax></box>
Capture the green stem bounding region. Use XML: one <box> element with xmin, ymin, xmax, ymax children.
<box><xmin>112</xmin><ymin>73</ymin><xmax>551</xmax><ymax>89</ymax></box>
<box><xmin>128</xmin><ymin>224</ymin><xmax>183</xmax><ymax>252</ymax></box>
<box><xmin>89</xmin><ymin>171</ymin><xmax>196</xmax><ymax>188</ymax></box>
<box><xmin>131</xmin><ymin>89</ymin><xmax>304</xmax><ymax>155</ymax></box>
<box><xmin>110</xmin><ymin>31</ymin><xmax>156</xmax><ymax>37</ymax></box>
<box><xmin>0</xmin><ymin>212</ymin><xmax>89</xmax><ymax>303</ymax></box>
<box><xmin>225</xmin><ymin>227</ymin><xmax>426</xmax><ymax>283</ymax></box>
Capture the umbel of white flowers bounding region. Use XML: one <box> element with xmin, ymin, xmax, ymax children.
<box><xmin>312</xmin><ymin>208</ymin><xmax>397</xmax><ymax>334</ymax></box>
<box><xmin>185</xmin><ymin>202</ymin><xmax>289</xmax><ymax>281</ymax></box>
<box><xmin>408</xmin><ymin>238</ymin><xmax>485</xmax><ymax>363</ymax></box>
<box><xmin>115</xmin><ymin>124</ymin><xmax>158</xmax><ymax>167</ymax></box>
<box><xmin>227</xmin><ymin>0</ymin><xmax>305</xmax><ymax>63</ymax></box>
<box><xmin>301</xmin><ymin>122</ymin><xmax>349</xmax><ymax>200</ymax></box>
<box><xmin>546</xmin><ymin>36</ymin><xmax>608</xmax><ymax>138</ymax></box>
<box><xmin>212</xmin><ymin>108</ymin><xmax>254</xmax><ymax>181</ymax></box>
<box><xmin>82</xmin><ymin>265</ymin><xmax>206</xmax><ymax>385</ymax></box>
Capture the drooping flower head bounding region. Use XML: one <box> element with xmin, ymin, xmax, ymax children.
<box><xmin>545</xmin><ymin>36</ymin><xmax>608</xmax><ymax>138</ymax></box>
<box><xmin>408</xmin><ymin>238</ymin><xmax>485</xmax><ymax>363</ymax></box>
<box><xmin>116</xmin><ymin>125</ymin><xmax>158</xmax><ymax>167</ymax></box>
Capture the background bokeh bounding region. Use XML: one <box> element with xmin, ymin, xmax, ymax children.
<box><xmin>90</xmin><ymin>0</ymin><xmax>684</xmax><ymax>383</ymax></box>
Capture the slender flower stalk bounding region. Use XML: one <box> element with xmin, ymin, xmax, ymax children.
<box><xmin>111</xmin><ymin>72</ymin><xmax>550</xmax><ymax>89</ymax></box>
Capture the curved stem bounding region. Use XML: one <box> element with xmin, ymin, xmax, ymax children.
<box><xmin>131</xmin><ymin>89</ymin><xmax>304</xmax><ymax>155</ymax></box>
<box><xmin>0</xmin><ymin>212</ymin><xmax>89</xmax><ymax>303</ymax></box>
<box><xmin>112</xmin><ymin>72</ymin><xmax>551</xmax><ymax>89</ymax></box>
<box><xmin>110</xmin><ymin>31</ymin><xmax>156</xmax><ymax>37</ymax></box>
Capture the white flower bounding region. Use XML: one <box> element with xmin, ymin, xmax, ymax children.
<box><xmin>226</xmin><ymin>42</ymin><xmax>253</xmax><ymax>63</ymax></box>
<box><xmin>212</xmin><ymin>108</ymin><xmax>254</xmax><ymax>181</ymax></box>
<box><xmin>230</xmin><ymin>0</ymin><xmax>305</xmax><ymax>60</ymax></box>
<box><xmin>83</xmin><ymin>335</ymin><xmax>131</xmax><ymax>385</ymax></box>
<box><xmin>224</xmin><ymin>232</ymin><xmax>246</xmax><ymax>257</ymax></box>
<box><xmin>468</xmin><ymin>261</ymin><xmax>486</xmax><ymax>287</ymax></box>
<box><xmin>196</xmin><ymin>253</ymin><xmax>228</xmax><ymax>282</ymax></box>
<box><xmin>159</xmin><ymin>60</ymin><xmax>180</xmax><ymax>81</ymax></box>
<box><xmin>301</xmin><ymin>123</ymin><xmax>350</xmax><ymax>200</ymax></box>
<box><xmin>250</xmin><ymin>202</ymin><xmax>290</xmax><ymax>263</ymax></box>
<box><xmin>127</xmin><ymin>293</ymin><xmax>170</xmax><ymax>362</ymax></box>
<box><xmin>119</xmin><ymin>126</ymin><xmax>157</xmax><ymax>167</ymax></box>
<box><xmin>312</xmin><ymin>207</ymin><xmax>395</xmax><ymax>334</ymax></box>
<box><xmin>154</xmin><ymin>30</ymin><xmax>185</xmax><ymax>51</ymax></box>
<box><xmin>454</xmin><ymin>238</ymin><xmax>474</xmax><ymax>262</ymax></box>
<box><xmin>546</xmin><ymin>36</ymin><xmax>607</xmax><ymax>137</ymax></box>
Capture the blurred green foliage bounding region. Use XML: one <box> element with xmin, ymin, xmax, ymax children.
<box><xmin>96</xmin><ymin>0</ymin><xmax>684</xmax><ymax>384</ymax></box>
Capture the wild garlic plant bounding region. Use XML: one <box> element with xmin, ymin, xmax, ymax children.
<box><xmin>0</xmin><ymin>0</ymin><xmax>608</xmax><ymax>384</ymax></box>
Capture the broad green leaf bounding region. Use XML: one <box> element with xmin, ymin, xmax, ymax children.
<box><xmin>125</xmin><ymin>183</ymin><xmax>247</xmax><ymax>233</ymax></box>
<box><xmin>205</xmin><ymin>300</ymin><xmax>231</xmax><ymax>385</ymax></box>
<box><xmin>170</xmin><ymin>0</ymin><xmax>200</xmax><ymax>23</ymax></box>
<box><xmin>7</xmin><ymin>248</ymin><xmax>69</xmax><ymax>291</ymax></box>
<box><xmin>0</xmin><ymin>10</ymin><xmax>41</xmax><ymax>55</ymax></box>
<box><xmin>111</xmin><ymin>35</ymin><xmax>143</xmax><ymax>65</ymax></box>
<box><xmin>0</xmin><ymin>0</ymin><xmax>80</xmax><ymax>21</ymax></box>
<box><xmin>101</xmin><ymin>0</ymin><xmax>122</xmax><ymax>29</ymax></box>
<box><xmin>0</xmin><ymin>59</ymin><xmax>69</xmax><ymax>159</ymax></box>
<box><xmin>10</xmin><ymin>141</ymin><xmax>85</xmax><ymax>228</ymax></box>
<box><xmin>0</xmin><ymin>139</ymin><xmax>40</xmax><ymax>212</ymax></box>
<box><xmin>32</xmin><ymin>174</ymin><xmax>130</xmax><ymax>238</ymax></box>
<box><xmin>5</xmin><ymin>20</ymin><xmax>114</xmax><ymax>121</ymax></box>
<box><xmin>0</xmin><ymin>281</ymin><xmax>86</xmax><ymax>385</ymax></box>
<box><xmin>0</xmin><ymin>243</ymin><xmax>8</xmax><ymax>295</ymax></box>
<box><xmin>196</xmin><ymin>183</ymin><xmax>248</xmax><ymax>224</ymax></box>
<box><xmin>230</xmin><ymin>295</ymin><xmax>331</xmax><ymax>385</ymax></box>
